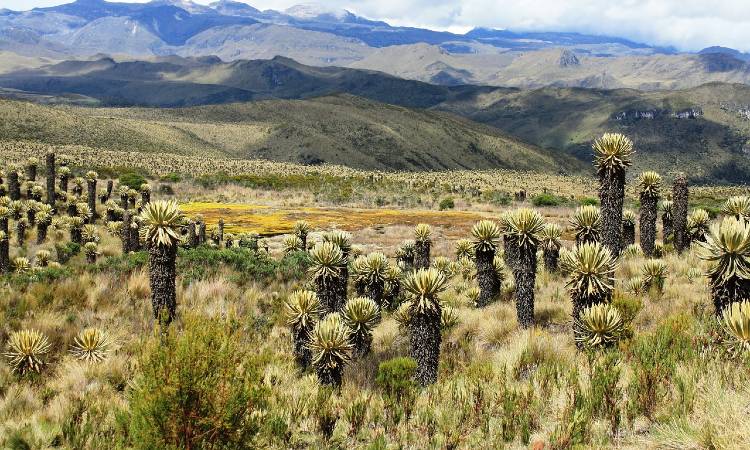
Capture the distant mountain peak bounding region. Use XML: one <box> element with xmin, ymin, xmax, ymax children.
<box><xmin>699</xmin><ymin>46</ymin><xmax>741</xmax><ymax>55</ymax></box>
<box><xmin>699</xmin><ymin>46</ymin><xmax>750</xmax><ymax>62</ymax></box>
<box><xmin>464</xmin><ymin>27</ymin><xmax>507</xmax><ymax>36</ymax></box>
<box><xmin>209</xmin><ymin>0</ymin><xmax>260</xmax><ymax>12</ymax></box>
<box><xmin>284</xmin><ymin>3</ymin><xmax>351</xmax><ymax>21</ymax></box>
<box><xmin>149</xmin><ymin>0</ymin><xmax>212</xmax><ymax>14</ymax></box>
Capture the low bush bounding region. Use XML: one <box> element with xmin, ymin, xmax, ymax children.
<box><xmin>611</xmin><ymin>291</ymin><xmax>643</xmax><ymax>339</ymax></box>
<box><xmin>377</xmin><ymin>357</ymin><xmax>417</xmax><ymax>401</ymax></box>
<box><xmin>118</xmin><ymin>172</ymin><xmax>147</xmax><ymax>190</ymax></box>
<box><xmin>579</xmin><ymin>197</ymin><xmax>599</xmax><ymax>206</ymax></box>
<box><xmin>376</xmin><ymin>357</ymin><xmax>418</xmax><ymax>425</ymax></box>
<box><xmin>196</xmin><ymin>172</ymin><xmax>355</xmax><ymax>192</ymax></box>
<box><xmin>587</xmin><ymin>350</ymin><xmax>623</xmax><ymax>435</ymax></box>
<box><xmin>8</xmin><ymin>266</ymin><xmax>72</xmax><ymax>285</ymax></box>
<box><xmin>126</xmin><ymin>314</ymin><xmax>270</xmax><ymax>449</ymax></box>
<box><xmin>532</xmin><ymin>193</ymin><xmax>567</xmax><ymax>207</ymax></box>
<box><xmin>95</xmin><ymin>252</ymin><xmax>148</xmax><ymax>274</ymax></box>
<box><xmin>157</xmin><ymin>184</ymin><xmax>174</xmax><ymax>195</ymax></box>
<box><xmin>177</xmin><ymin>246</ymin><xmax>310</xmax><ymax>285</ymax></box>
<box><xmin>159</xmin><ymin>173</ymin><xmax>182</xmax><ymax>183</ymax></box>
<box><xmin>550</xmin><ymin>377</ymin><xmax>590</xmax><ymax>449</ymax></box>
<box><xmin>625</xmin><ymin>314</ymin><xmax>695</xmax><ymax>421</ymax></box>
<box><xmin>439</xmin><ymin>197</ymin><xmax>455</xmax><ymax>210</ymax></box>
<box><xmin>92</xmin><ymin>165</ymin><xmax>149</xmax><ymax>180</ymax></box>
<box><xmin>482</xmin><ymin>190</ymin><xmax>513</xmax><ymax>206</ymax></box>
<box><xmin>55</xmin><ymin>242</ymin><xmax>81</xmax><ymax>264</ymax></box>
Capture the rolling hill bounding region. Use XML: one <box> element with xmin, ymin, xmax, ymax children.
<box><xmin>439</xmin><ymin>83</ymin><xmax>750</xmax><ymax>183</ymax></box>
<box><xmin>2</xmin><ymin>54</ymin><xmax>750</xmax><ymax>183</ymax></box>
<box><xmin>0</xmin><ymin>55</ymin><xmax>468</xmax><ymax>108</ymax></box>
<box><xmin>0</xmin><ymin>94</ymin><xmax>583</xmax><ymax>173</ymax></box>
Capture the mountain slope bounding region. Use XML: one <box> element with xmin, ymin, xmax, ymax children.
<box><xmin>0</xmin><ymin>55</ymin><xmax>472</xmax><ymax>108</ymax></box>
<box><xmin>352</xmin><ymin>46</ymin><xmax>750</xmax><ymax>90</ymax></box>
<box><xmin>2</xmin><ymin>53</ymin><xmax>750</xmax><ymax>183</ymax></box>
<box><xmin>0</xmin><ymin>94</ymin><xmax>583</xmax><ymax>173</ymax></box>
<box><xmin>438</xmin><ymin>83</ymin><xmax>750</xmax><ymax>183</ymax></box>
<box><xmin>180</xmin><ymin>23</ymin><xmax>372</xmax><ymax>66</ymax></box>
<box><xmin>58</xmin><ymin>16</ymin><xmax>166</xmax><ymax>56</ymax></box>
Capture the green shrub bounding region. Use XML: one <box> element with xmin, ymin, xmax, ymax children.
<box><xmin>278</xmin><ymin>251</ymin><xmax>312</xmax><ymax>280</ymax></box>
<box><xmin>312</xmin><ymin>388</ymin><xmax>339</xmax><ymax>441</ymax></box>
<box><xmin>491</xmin><ymin>371</ymin><xmax>538</xmax><ymax>444</ymax></box>
<box><xmin>92</xmin><ymin>165</ymin><xmax>149</xmax><ymax>180</ymax></box>
<box><xmin>611</xmin><ymin>291</ymin><xmax>643</xmax><ymax>339</ymax></box>
<box><xmin>625</xmin><ymin>314</ymin><xmax>695</xmax><ymax>421</ymax></box>
<box><xmin>482</xmin><ymin>190</ymin><xmax>512</xmax><ymax>206</ymax></box>
<box><xmin>177</xmin><ymin>247</ymin><xmax>310</xmax><ymax>286</ymax></box>
<box><xmin>160</xmin><ymin>173</ymin><xmax>182</xmax><ymax>183</ymax></box>
<box><xmin>8</xmin><ymin>266</ymin><xmax>72</xmax><ymax>285</ymax></box>
<box><xmin>118</xmin><ymin>172</ymin><xmax>147</xmax><ymax>190</ymax></box>
<box><xmin>263</xmin><ymin>414</ymin><xmax>290</xmax><ymax>445</ymax></box>
<box><xmin>60</xmin><ymin>393</ymin><xmax>129</xmax><ymax>449</ymax></box>
<box><xmin>5</xmin><ymin>431</ymin><xmax>39</xmax><ymax>450</ymax></box>
<box><xmin>439</xmin><ymin>197</ymin><xmax>455</xmax><ymax>210</ymax></box>
<box><xmin>157</xmin><ymin>184</ymin><xmax>174</xmax><ymax>195</ymax></box>
<box><xmin>377</xmin><ymin>357</ymin><xmax>416</xmax><ymax>400</ymax></box>
<box><xmin>532</xmin><ymin>193</ymin><xmax>566</xmax><ymax>207</ymax></box>
<box><xmin>55</xmin><ymin>242</ymin><xmax>81</xmax><ymax>264</ymax></box>
<box><xmin>194</xmin><ymin>172</ymin><xmax>394</xmax><ymax>205</ymax></box>
<box><xmin>586</xmin><ymin>351</ymin><xmax>623</xmax><ymax>435</ymax></box>
<box><xmin>95</xmin><ymin>252</ymin><xmax>148</xmax><ymax>274</ymax></box>
<box><xmin>127</xmin><ymin>314</ymin><xmax>269</xmax><ymax>449</ymax></box>
<box><xmin>197</xmin><ymin>172</ymin><xmax>348</xmax><ymax>192</ymax></box>
<box><xmin>376</xmin><ymin>357</ymin><xmax>418</xmax><ymax>424</ymax></box>
<box><xmin>703</xmin><ymin>206</ymin><xmax>721</xmax><ymax>218</ymax></box>
<box><xmin>579</xmin><ymin>197</ymin><xmax>599</xmax><ymax>206</ymax></box>
<box><xmin>550</xmin><ymin>373</ymin><xmax>590</xmax><ymax>449</ymax></box>
<box><xmin>344</xmin><ymin>395</ymin><xmax>369</xmax><ymax>437</ymax></box>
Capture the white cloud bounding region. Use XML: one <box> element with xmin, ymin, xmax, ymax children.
<box><xmin>4</xmin><ymin>0</ymin><xmax>750</xmax><ymax>51</ymax></box>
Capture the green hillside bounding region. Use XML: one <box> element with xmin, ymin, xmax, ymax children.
<box><xmin>0</xmin><ymin>95</ymin><xmax>584</xmax><ymax>173</ymax></box>
<box><xmin>438</xmin><ymin>83</ymin><xmax>750</xmax><ymax>183</ymax></box>
<box><xmin>3</xmin><ymin>54</ymin><xmax>750</xmax><ymax>182</ymax></box>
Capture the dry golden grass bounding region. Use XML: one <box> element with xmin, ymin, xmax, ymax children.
<box><xmin>1</xmin><ymin>213</ymin><xmax>748</xmax><ymax>449</ymax></box>
<box><xmin>0</xmin><ymin>162</ymin><xmax>747</xmax><ymax>449</ymax></box>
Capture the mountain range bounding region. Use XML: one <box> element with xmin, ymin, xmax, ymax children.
<box><xmin>2</xmin><ymin>0</ymin><xmax>750</xmax><ymax>90</ymax></box>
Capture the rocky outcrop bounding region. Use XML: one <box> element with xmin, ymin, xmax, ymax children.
<box><xmin>614</xmin><ymin>107</ymin><xmax>703</xmax><ymax>121</ymax></box>
<box><xmin>613</xmin><ymin>109</ymin><xmax>664</xmax><ymax>120</ymax></box>
<box><xmin>672</xmin><ymin>108</ymin><xmax>703</xmax><ymax>119</ymax></box>
<box><xmin>559</xmin><ymin>49</ymin><xmax>580</xmax><ymax>68</ymax></box>
<box><xmin>720</xmin><ymin>103</ymin><xmax>750</xmax><ymax>120</ymax></box>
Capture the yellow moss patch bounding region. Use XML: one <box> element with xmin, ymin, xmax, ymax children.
<box><xmin>180</xmin><ymin>202</ymin><xmax>492</xmax><ymax>236</ymax></box>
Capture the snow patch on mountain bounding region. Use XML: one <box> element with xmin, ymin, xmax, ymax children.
<box><xmin>150</xmin><ymin>0</ymin><xmax>212</xmax><ymax>15</ymax></box>
<box><xmin>284</xmin><ymin>3</ymin><xmax>349</xmax><ymax>20</ymax></box>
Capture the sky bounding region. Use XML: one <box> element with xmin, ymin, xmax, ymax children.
<box><xmin>3</xmin><ymin>0</ymin><xmax>750</xmax><ymax>52</ymax></box>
